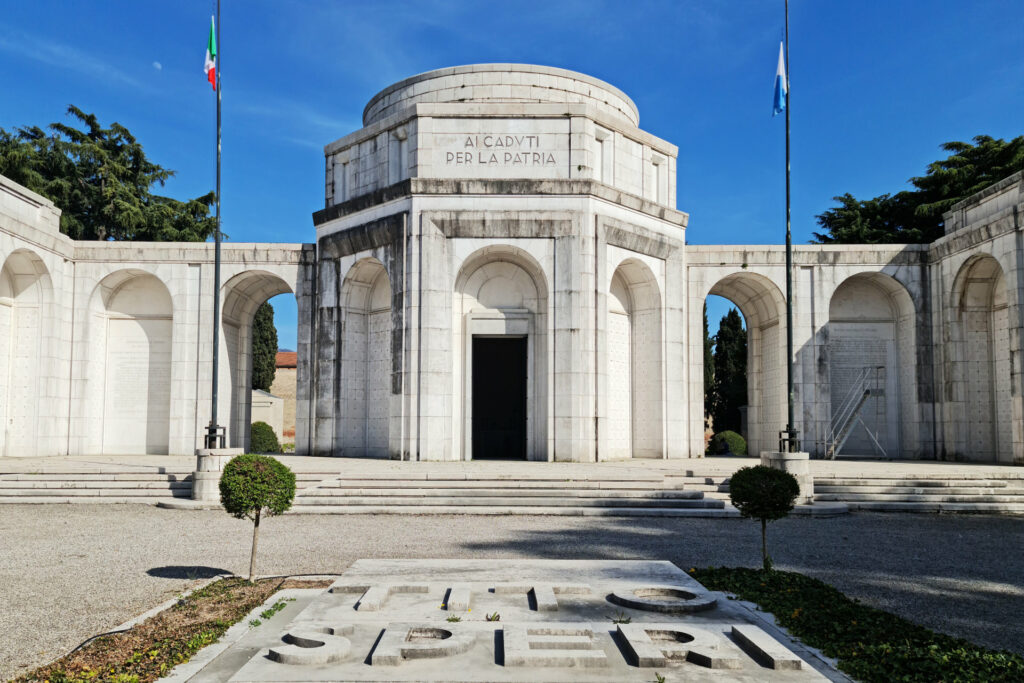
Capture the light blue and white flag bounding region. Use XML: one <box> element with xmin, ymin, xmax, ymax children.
<box><xmin>773</xmin><ymin>41</ymin><xmax>787</xmax><ymax>116</ymax></box>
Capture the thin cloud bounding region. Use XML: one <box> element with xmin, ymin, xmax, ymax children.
<box><xmin>152</xmin><ymin>61</ymin><xmax>162</xmax><ymax>71</ymax></box>
<box><xmin>0</xmin><ymin>29</ymin><xmax>145</xmax><ymax>89</ymax></box>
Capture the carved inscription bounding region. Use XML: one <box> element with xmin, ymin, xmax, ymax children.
<box><xmin>446</xmin><ymin>135</ymin><xmax>556</xmax><ymax>167</ymax></box>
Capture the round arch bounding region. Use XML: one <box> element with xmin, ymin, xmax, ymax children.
<box><xmin>337</xmin><ymin>257</ymin><xmax>393</xmax><ymax>458</ymax></box>
<box><xmin>704</xmin><ymin>271</ymin><xmax>786</xmax><ymax>456</ymax></box>
<box><xmin>453</xmin><ymin>245</ymin><xmax>550</xmax><ymax>461</ymax></box>
<box><xmin>828</xmin><ymin>272</ymin><xmax>919</xmax><ymax>458</ymax></box>
<box><xmin>947</xmin><ymin>254</ymin><xmax>1012</xmax><ymax>462</ymax></box>
<box><xmin>0</xmin><ymin>249</ymin><xmax>53</xmax><ymax>457</ymax></box>
<box><xmin>85</xmin><ymin>269</ymin><xmax>174</xmax><ymax>455</ymax></box>
<box><xmin>605</xmin><ymin>257</ymin><xmax>663</xmax><ymax>459</ymax></box>
<box><xmin>219</xmin><ymin>270</ymin><xmax>295</xmax><ymax>451</ymax></box>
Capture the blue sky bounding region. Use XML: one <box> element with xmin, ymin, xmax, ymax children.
<box><xmin>2</xmin><ymin>1</ymin><xmax>1022</xmax><ymax>347</ymax></box>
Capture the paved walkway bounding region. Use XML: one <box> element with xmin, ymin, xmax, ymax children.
<box><xmin>1</xmin><ymin>503</ymin><xmax>1021</xmax><ymax>680</ymax></box>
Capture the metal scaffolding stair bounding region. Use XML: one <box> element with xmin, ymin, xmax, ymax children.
<box><xmin>825</xmin><ymin>366</ymin><xmax>887</xmax><ymax>460</ymax></box>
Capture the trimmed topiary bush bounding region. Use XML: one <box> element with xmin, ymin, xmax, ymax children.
<box><xmin>709</xmin><ymin>430</ymin><xmax>747</xmax><ymax>455</ymax></box>
<box><xmin>250</xmin><ymin>421</ymin><xmax>281</xmax><ymax>454</ymax></box>
<box><xmin>219</xmin><ymin>454</ymin><xmax>296</xmax><ymax>582</ymax></box>
<box><xmin>728</xmin><ymin>465</ymin><xmax>799</xmax><ymax>571</ymax></box>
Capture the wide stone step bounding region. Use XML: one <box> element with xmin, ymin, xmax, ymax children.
<box><xmin>319</xmin><ymin>479</ymin><xmax>665</xmax><ymax>490</ymax></box>
<box><xmin>815</xmin><ymin>485</ymin><xmax>1021</xmax><ymax>496</ymax></box>
<box><xmin>814</xmin><ymin>477</ymin><xmax>1008</xmax><ymax>488</ymax></box>
<box><xmin>844</xmin><ymin>501</ymin><xmax>1024</xmax><ymax>514</ymax></box>
<box><xmin>292</xmin><ymin>496</ymin><xmax>724</xmax><ymax>508</ymax></box>
<box><xmin>0</xmin><ymin>472</ymin><xmax>192</xmax><ymax>481</ymax></box>
<box><xmin>0</xmin><ymin>487</ymin><xmax>191</xmax><ymax>497</ymax></box>
<box><xmin>815</xmin><ymin>493</ymin><xmax>1024</xmax><ymax>503</ymax></box>
<box><xmin>299</xmin><ymin>487</ymin><xmax>702</xmax><ymax>499</ymax></box>
<box><xmin>283</xmin><ymin>505</ymin><xmax>739</xmax><ymax>517</ymax></box>
<box><xmin>0</xmin><ymin>496</ymin><xmax>188</xmax><ymax>504</ymax></box>
<box><xmin>0</xmin><ymin>480</ymin><xmax>192</xmax><ymax>490</ymax></box>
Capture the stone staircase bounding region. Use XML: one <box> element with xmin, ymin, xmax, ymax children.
<box><xmin>287</xmin><ymin>471</ymin><xmax>732</xmax><ymax>516</ymax></box>
<box><xmin>0</xmin><ymin>470</ymin><xmax>194</xmax><ymax>504</ymax></box>
<box><xmin>813</xmin><ymin>474</ymin><xmax>1024</xmax><ymax>513</ymax></box>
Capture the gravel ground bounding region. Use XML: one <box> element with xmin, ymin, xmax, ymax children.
<box><xmin>1</xmin><ymin>505</ymin><xmax>1022</xmax><ymax>680</ymax></box>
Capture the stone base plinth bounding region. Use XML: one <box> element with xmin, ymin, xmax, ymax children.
<box><xmin>760</xmin><ymin>451</ymin><xmax>813</xmax><ymax>505</ymax></box>
<box><xmin>193</xmin><ymin>448</ymin><xmax>244</xmax><ymax>501</ymax></box>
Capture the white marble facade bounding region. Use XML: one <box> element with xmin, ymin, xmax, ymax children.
<box><xmin>1</xmin><ymin>64</ymin><xmax>1022</xmax><ymax>463</ymax></box>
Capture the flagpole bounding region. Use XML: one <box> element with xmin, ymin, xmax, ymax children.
<box><xmin>782</xmin><ymin>0</ymin><xmax>798</xmax><ymax>452</ymax></box>
<box><xmin>206</xmin><ymin>0</ymin><xmax>224</xmax><ymax>449</ymax></box>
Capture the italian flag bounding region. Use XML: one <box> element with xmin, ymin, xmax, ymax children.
<box><xmin>204</xmin><ymin>16</ymin><xmax>217</xmax><ymax>91</ymax></box>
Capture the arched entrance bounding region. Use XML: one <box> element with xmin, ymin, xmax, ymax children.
<box><xmin>828</xmin><ymin>273</ymin><xmax>918</xmax><ymax>458</ymax></box>
<box><xmin>87</xmin><ymin>270</ymin><xmax>173</xmax><ymax>454</ymax></box>
<box><xmin>337</xmin><ymin>258</ymin><xmax>393</xmax><ymax>457</ymax></box>
<box><xmin>949</xmin><ymin>255</ymin><xmax>1012</xmax><ymax>462</ymax></box>
<box><xmin>606</xmin><ymin>258</ymin><xmax>663</xmax><ymax>459</ymax></box>
<box><xmin>220</xmin><ymin>271</ymin><xmax>295</xmax><ymax>451</ymax></box>
<box><xmin>454</xmin><ymin>246</ymin><xmax>549</xmax><ymax>460</ymax></box>
<box><xmin>704</xmin><ymin>272</ymin><xmax>786</xmax><ymax>456</ymax></box>
<box><xmin>0</xmin><ymin>250</ymin><xmax>51</xmax><ymax>457</ymax></box>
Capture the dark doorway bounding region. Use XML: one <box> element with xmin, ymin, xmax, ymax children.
<box><xmin>472</xmin><ymin>336</ymin><xmax>527</xmax><ymax>459</ymax></box>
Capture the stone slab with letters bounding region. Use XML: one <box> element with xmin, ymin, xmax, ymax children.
<box><xmin>213</xmin><ymin>559</ymin><xmax>836</xmax><ymax>682</ymax></box>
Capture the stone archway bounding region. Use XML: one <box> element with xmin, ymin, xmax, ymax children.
<box><xmin>453</xmin><ymin>246</ymin><xmax>549</xmax><ymax>461</ymax></box>
<box><xmin>828</xmin><ymin>273</ymin><xmax>918</xmax><ymax>458</ymax></box>
<box><xmin>337</xmin><ymin>258</ymin><xmax>393</xmax><ymax>458</ymax></box>
<box><xmin>220</xmin><ymin>270</ymin><xmax>295</xmax><ymax>451</ymax></box>
<box><xmin>606</xmin><ymin>258</ymin><xmax>663</xmax><ymax>459</ymax></box>
<box><xmin>0</xmin><ymin>249</ymin><xmax>52</xmax><ymax>457</ymax></box>
<box><xmin>948</xmin><ymin>255</ymin><xmax>1012</xmax><ymax>462</ymax></box>
<box><xmin>86</xmin><ymin>270</ymin><xmax>173</xmax><ymax>455</ymax></box>
<box><xmin>705</xmin><ymin>272</ymin><xmax>786</xmax><ymax>456</ymax></box>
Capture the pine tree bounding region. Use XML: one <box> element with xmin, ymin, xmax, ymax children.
<box><xmin>813</xmin><ymin>135</ymin><xmax>1024</xmax><ymax>244</ymax></box>
<box><xmin>711</xmin><ymin>309</ymin><xmax>747</xmax><ymax>435</ymax></box>
<box><xmin>251</xmin><ymin>302</ymin><xmax>278</xmax><ymax>392</ymax></box>
<box><xmin>0</xmin><ymin>106</ymin><xmax>216</xmax><ymax>241</ymax></box>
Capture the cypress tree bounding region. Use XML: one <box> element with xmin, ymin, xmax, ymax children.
<box><xmin>703</xmin><ymin>303</ymin><xmax>714</xmax><ymax>418</ymax></box>
<box><xmin>711</xmin><ymin>308</ymin><xmax>747</xmax><ymax>435</ymax></box>
<box><xmin>251</xmin><ymin>302</ymin><xmax>277</xmax><ymax>392</ymax></box>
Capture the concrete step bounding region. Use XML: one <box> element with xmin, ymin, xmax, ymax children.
<box><xmin>843</xmin><ymin>501</ymin><xmax>1024</xmax><ymax>514</ymax></box>
<box><xmin>0</xmin><ymin>496</ymin><xmax>189</xmax><ymax>504</ymax></box>
<box><xmin>283</xmin><ymin>505</ymin><xmax>740</xmax><ymax>517</ymax></box>
<box><xmin>292</xmin><ymin>495</ymin><xmax>724</xmax><ymax>508</ymax></box>
<box><xmin>0</xmin><ymin>487</ymin><xmax>191</xmax><ymax>497</ymax></box>
<box><xmin>814</xmin><ymin>477</ymin><xmax>1009</xmax><ymax>488</ymax></box>
<box><xmin>298</xmin><ymin>487</ymin><xmax>704</xmax><ymax>499</ymax></box>
<box><xmin>0</xmin><ymin>472</ymin><xmax>192</xmax><ymax>481</ymax></box>
<box><xmin>815</xmin><ymin>492</ymin><xmax>1024</xmax><ymax>503</ymax></box>
<box><xmin>0</xmin><ymin>480</ymin><xmax>192</xmax><ymax>490</ymax></box>
<box><xmin>317</xmin><ymin>479</ymin><xmax>666</xmax><ymax>490</ymax></box>
<box><xmin>815</xmin><ymin>485</ymin><xmax>1023</xmax><ymax>496</ymax></box>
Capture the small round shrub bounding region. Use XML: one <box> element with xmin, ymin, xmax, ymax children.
<box><xmin>709</xmin><ymin>430</ymin><xmax>747</xmax><ymax>455</ymax></box>
<box><xmin>250</xmin><ymin>421</ymin><xmax>281</xmax><ymax>454</ymax></box>
<box><xmin>219</xmin><ymin>454</ymin><xmax>296</xmax><ymax>521</ymax></box>
<box><xmin>729</xmin><ymin>465</ymin><xmax>800</xmax><ymax>571</ymax></box>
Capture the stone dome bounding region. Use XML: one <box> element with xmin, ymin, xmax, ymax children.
<box><xmin>362</xmin><ymin>64</ymin><xmax>639</xmax><ymax>128</ymax></box>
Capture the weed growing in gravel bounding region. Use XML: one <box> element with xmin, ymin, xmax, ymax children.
<box><xmin>609</xmin><ymin>611</ymin><xmax>631</xmax><ymax>624</ymax></box>
<box><xmin>446</xmin><ymin>615</ymin><xmax>461</xmax><ymax>623</ymax></box>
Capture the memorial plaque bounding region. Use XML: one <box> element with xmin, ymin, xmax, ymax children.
<box><xmin>212</xmin><ymin>559</ymin><xmax>830</xmax><ymax>682</ymax></box>
<box><xmin>430</xmin><ymin>118</ymin><xmax>570</xmax><ymax>180</ymax></box>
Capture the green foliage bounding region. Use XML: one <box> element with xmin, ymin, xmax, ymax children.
<box><xmin>446</xmin><ymin>615</ymin><xmax>461</xmax><ymax>622</ymax></box>
<box><xmin>702</xmin><ymin>303</ymin><xmax>714</xmax><ymax>418</ymax></box>
<box><xmin>729</xmin><ymin>465</ymin><xmax>799</xmax><ymax>522</ymax></box>
<box><xmin>0</xmin><ymin>106</ymin><xmax>216</xmax><ymax>241</ymax></box>
<box><xmin>692</xmin><ymin>567</ymin><xmax>1024</xmax><ymax>682</ymax></box>
<box><xmin>709</xmin><ymin>430</ymin><xmax>747</xmax><ymax>456</ymax></box>
<box><xmin>219</xmin><ymin>454</ymin><xmax>295</xmax><ymax>521</ymax></box>
<box><xmin>813</xmin><ymin>135</ymin><xmax>1024</xmax><ymax>244</ymax></box>
<box><xmin>711</xmin><ymin>309</ymin><xmax>746</xmax><ymax>434</ymax></box>
<box><xmin>729</xmin><ymin>465</ymin><xmax>799</xmax><ymax>570</ymax></box>
<box><xmin>251</xmin><ymin>302</ymin><xmax>277</xmax><ymax>392</ymax></box>
<box><xmin>249</xmin><ymin>422</ymin><xmax>281</xmax><ymax>454</ymax></box>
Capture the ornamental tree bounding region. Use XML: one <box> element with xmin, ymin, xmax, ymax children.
<box><xmin>728</xmin><ymin>465</ymin><xmax>799</xmax><ymax>572</ymax></box>
<box><xmin>219</xmin><ymin>454</ymin><xmax>296</xmax><ymax>582</ymax></box>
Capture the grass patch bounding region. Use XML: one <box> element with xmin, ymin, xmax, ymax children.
<box><xmin>15</xmin><ymin>578</ymin><xmax>330</xmax><ymax>683</ymax></box>
<box><xmin>692</xmin><ymin>567</ymin><xmax>1024</xmax><ymax>682</ymax></box>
